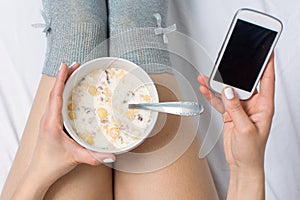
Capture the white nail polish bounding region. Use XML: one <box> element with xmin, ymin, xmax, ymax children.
<box><xmin>224</xmin><ymin>88</ymin><xmax>234</xmax><ymax>100</ymax></box>
<box><xmin>59</xmin><ymin>63</ymin><xmax>64</xmax><ymax>71</ymax></box>
<box><xmin>70</xmin><ymin>62</ymin><xmax>77</xmax><ymax>67</ymax></box>
<box><xmin>103</xmin><ymin>158</ymin><xmax>115</xmax><ymax>163</ymax></box>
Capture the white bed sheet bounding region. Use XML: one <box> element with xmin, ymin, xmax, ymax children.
<box><xmin>0</xmin><ymin>0</ymin><xmax>44</xmax><ymax>191</ymax></box>
<box><xmin>1</xmin><ymin>0</ymin><xmax>299</xmax><ymax>199</ymax></box>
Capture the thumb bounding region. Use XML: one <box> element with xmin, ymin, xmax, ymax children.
<box><xmin>89</xmin><ymin>151</ymin><xmax>116</xmax><ymax>164</ymax></box>
<box><xmin>222</xmin><ymin>87</ymin><xmax>254</xmax><ymax>133</ymax></box>
<box><xmin>76</xmin><ymin>148</ymin><xmax>116</xmax><ymax>166</ymax></box>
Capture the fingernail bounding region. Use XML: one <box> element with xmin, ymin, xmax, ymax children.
<box><xmin>70</xmin><ymin>62</ymin><xmax>77</xmax><ymax>67</ymax></box>
<box><xmin>59</xmin><ymin>63</ymin><xmax>64</xmax><ymax>71</ymax></box>
<box><xmin>224</xmin><ymin>87</ymin><xmax>234</xmax><ymax>100</ymax></box>
<box><xmin>102</xmin><ymin>158</ymin><xmax>115</xmax><ymax>163</ymax></box>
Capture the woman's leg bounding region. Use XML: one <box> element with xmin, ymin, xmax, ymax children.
<box><xmin>114</xmin><ymin>74</ymin><xmax>219</xmax><ymax>200</ymax></box>
<box><xmin>0</xmin><ymin>0</ymin><xmax>113</xmax><ymax>199</ymax></box>
<box><xmin>1</xmin><ymin>76</ymin><xmax>113</xmax><ymax>200</ymax></box>
<box><xmin>108</xmin><ymin>1</ymin><xmax>217</xmax><ymax>197</ymax></box>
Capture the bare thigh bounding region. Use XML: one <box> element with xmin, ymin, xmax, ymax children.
<box><xmin>114</xmin><ymin>74</ymin><xmax>218</xmax><ymax>200</ymax></box>
<box><xmin>1</xmin><ymin>75</ymin><xmax>113</xmax><ymax>200</ymax></box>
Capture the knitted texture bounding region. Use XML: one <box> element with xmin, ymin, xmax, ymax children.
<box><xmin>42</xmin><ymin>0</ymin><xmax>172</xmax><ymax>76</ymax></box>
<box><xmin>108</xmin><ymin>0</ymin><xmax>172</xmax><ymax>74</ymax></box>
<box><xmin>42</xmin><ymin>0</ymin><xmax>108</xmax><ymax>76</ymax></box>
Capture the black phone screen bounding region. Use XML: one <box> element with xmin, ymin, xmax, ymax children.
<box><xmin>213</xmin><ymin>19</ymin><xmax>277</xmax><ymax>92</ymax></box>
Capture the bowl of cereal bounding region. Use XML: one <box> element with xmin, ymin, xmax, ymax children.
<box><xmin>62</xmin><ymin>57</ymin><xmax>159</xmax><ymax>154</ymax></box>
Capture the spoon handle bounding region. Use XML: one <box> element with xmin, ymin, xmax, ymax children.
<box><xmin>128</xmin><ymin>102</ymin><xmax>204</xmax><ymax>116</ymax></box>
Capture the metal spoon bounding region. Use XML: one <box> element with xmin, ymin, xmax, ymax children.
<box><xmin>128</xmin><ymin>102</ymin><xmax>204</xmax><ymax>116</ymax></box>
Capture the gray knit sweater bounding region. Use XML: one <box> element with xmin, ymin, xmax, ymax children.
<box><xmin>41</xmin><ymin>0</ymin><xmax>172</xmax><ymax>76</ymax></box>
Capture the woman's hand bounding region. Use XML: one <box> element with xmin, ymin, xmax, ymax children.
<box><xmin>198</xmin><ymin>55</ymin><xmax>275</xmax><ymax>199</ymax></box>
<box><xmin>12</xmin><ymin>63</ymin><xmax>115</xmax><ymax>200</ymax></box>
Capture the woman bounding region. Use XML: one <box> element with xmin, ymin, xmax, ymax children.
<box><xmin>1</xmin><ymin>0</ymin><xmax>218</xmax><ymax>199</ymax></box>
<box><xmin>3</xmin><ymin>55</ymin><xmax>275</xmax><ymax>199</ymax></box>
<box><xmin>4</xmin><ymin>54</ymin><xmax>274</xmax><ymax>199</ymax></box>
<box><xmin>0</xmin><ymin>0</ymin><xmax>275</xmax><ymax>199</ymax></box>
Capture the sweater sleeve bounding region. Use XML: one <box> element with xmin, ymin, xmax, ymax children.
<box><xmin>108</xmin><ymin>0</ymin><xmax>173</xmax><ymax>74</ymax></box>
<box><xmin>42</xmin><ymin>0</ymin><xmax>108</xmax><ymax>76</ymax></box>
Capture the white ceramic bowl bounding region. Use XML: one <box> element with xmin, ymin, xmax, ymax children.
<box><xmin>62</xmin><ymin>57</ymin><xmax>159</xmax><ymax>154</ymax></box>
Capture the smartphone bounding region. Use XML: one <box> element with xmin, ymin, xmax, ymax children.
<box><xmin>209</xmin><ymin>8</ymin><xmax>283</xmax><ymax>100</ymax></box>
